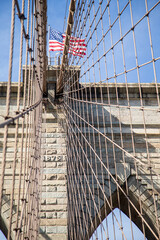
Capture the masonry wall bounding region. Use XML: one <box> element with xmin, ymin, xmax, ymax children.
<box><xmin>39</xmin><ymin>101</ymin><xmax>68</xmax><ymax>240</ymax></box>
<box><xmin>66</xmin><ymin>83</ymin><xmax>160</xmax><ymax>240</ymax></box>
<box><xmin>0</xmin><ymin>83</ymin><xmax>24</xmax><ymax>240</ymax></box>
<box><xmin>0</xmin><ymin>81</ymin><xmax>68</xmax><ymax>240</ymax></box>
<box><xmin>0</xmin><ymin>81</ymin><xmax>159</xmax><ymax>240</ymax></box>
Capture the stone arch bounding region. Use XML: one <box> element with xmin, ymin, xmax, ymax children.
<box><xmin>87</xmin><ymin>185</ymin><xmax>159</xmax><ymax>240</ymax></box>
<box><xmin>0</xmin><ymin>216</ymin><xmax>7</xmax><ymax>240</ymax></box>
<box><xmin>0</xmin><ymin>195</ymin><xmax>15</xmax><ymax>240</ymax></box>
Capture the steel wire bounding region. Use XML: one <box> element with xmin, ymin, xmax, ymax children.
<box><xmin>61</xmin><ymin>0</ymin><xmax>160</xmax><ymax>239</ymax></box>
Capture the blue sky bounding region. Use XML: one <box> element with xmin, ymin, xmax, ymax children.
<box><xmin>0</xmin><ymin>0</ymin><xmax>160</xmax><ymax>84</ymax></box>
<box><xmin>0</xmin><ymin>0</ymin><xmax>66</xmax><ymax>237</ymax></box>
<box><xmin>0</xmin><ymin>0</ymin><xmax>67</xmax><ymax>238</ymax></box>
<box><xmin>91</xmin><ymin>208</ymin><xmax>147</xmax><ymax>240</ymax></box>
<box><xmin>0</xmin><ymin>1</ymin><xmax>12</xmax><ymax>82</ymax></box>
<box><xmin>0</xmin><ymin>0</ymin><xmax>68</xmax><ymax>82</ymax></box>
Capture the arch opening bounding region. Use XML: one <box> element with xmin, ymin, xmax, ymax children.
<box><xmin>90</xmin><ymin>208</ymin><xmax>148</xmax><ymax>240</ymax></box>
<box><xmin>0</xmin><ymin>230</ymin><xmax>6</xmax><ymax>240</ymax></box>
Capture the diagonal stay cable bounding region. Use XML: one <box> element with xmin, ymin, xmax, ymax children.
<box><xmin>0</xmin><ymin>98</ymin><xmax>42</xmax><ymax>128</ymax></box>
<box><xmin>63</xmin><ymin>102</ymin><xmax>160</xmax><ymax>240</ymax></box>
<box><xmin>65</xmin><ymin>110</ymin><xmax>128</xmax><ymax>240</ymax></box>
<box><xmin>64</xmin><ymin>100</ymin><xmax>160</xmax><ymax>178</ymax></box>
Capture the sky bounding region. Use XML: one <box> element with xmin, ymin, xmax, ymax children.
<box><xmin>0</xmin><ymin>0</ymin><xmax>67</xmax><ymax>239</ymax></box>
<box><xmin>0</xmin><ymin>0</ymin><xmax>160</xmax><ymax>84</ymax></box>
<box><xmin>0</xmin><ymin>0</ymin><xmax>68</xmax><ymax>82</ymax></box>
<box><xmin>91</xmin><ymin>208</ymin><xmax>147</xmax><ymax>240</ymax></box>
<box><xmin>0</xmin><ymin>0</ymin><xmax>159</xmax><ymax>239</ymax></box>
<box><xmin>0</xmin><ymin>1</ymin><xmax>12</xmax><ymax>82</ymax></box>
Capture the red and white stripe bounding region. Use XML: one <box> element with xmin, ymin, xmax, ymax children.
<box><xmin>49</xmin><ymin>34</ymin><xmax>86</xmax><ymax>58</ymax></box>
<box><xmin>49</xmin><ymin>35</ymin><xmax>65</xmax><ymax>52</ymax></box>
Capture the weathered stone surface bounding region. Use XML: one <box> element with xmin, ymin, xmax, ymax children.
<box><xmin>39</xmin><ymin>101</ymin><xmax>68</xmax><ymax>240</ymax></box>
<box><xmin>57</xmin><ymin>186</ymin><xmax>67</xmax><ymax>192</ymax></box>
<box><xmin>43</xmin><ymin>168</ymin><xmax>66</xmax><ymax>174</ymax></box>
<box><xmin>42</xmin><ymin>192</ymin><xmax>67</xmax><ymax>199</ymax></box>
<box><xmin>46</xmin><ymin>198</ymin><xmax>57</xmax><ymax>205</ymax></box>
<box><xmin>46</xmin><ymin>138</ymin><xmax>57</xmax><ymax>143</ymax></box>
<box><xmin>40</xmin><ymin>212</ymin><xmax>46</xmax><ymax>218</ymax></box>
<box><xmin>57</xmin><ymin>156</ymin><xmax>64</xmax><ymax>162</ymax></box>
<box><xmin>1</xmin><ymin>82</ymin><xmax>160</xmax><ymax>240</ymax></box>
<box><xmin>46</xmin><ymin>226</ymin><xmax>57</xmax><ymax>234</ymax></box>
<box><xmin>46</xmin><ymin>162</ymin><xmax>57</xmax><ymax>168</ymax></box>
<box><xmin>57</xmin><ymin>212</ymin><xmax>67</xmax><ymax>219</ymax></box>
<box><xmin>42</xmin><ymin>133</ymin><xmax>66</xmax><ymax>138</ymax></box>
<box><xmin>57</xmin><ymin>162</ymin><xmax>66</xmax><ymax>168</ymax></box>
<box><xmin>57</xmin><ymin>174</ymin><xmax>66</xmax><ymax>180</ymax></box>
<box><xmin>46</xmin><ymin>174</ymin><xmax>57</xmax><ymax>180</ymax></box>
<box><xmin>39</xmin><ymin>234</ymin><xmax>67</xmax><ymax>240</ymax></box>
<box><xmin>43</xmin><ymin>155</ymin><xmax>56</xmax><ymax>162</ymax></box>
<box><xmin>46</xmin><ymin>128</ymin><xmax>56</xmax><ymax>133</ymax></box>
<box><xmin>40</xmin><ymin>219</ymin><xmax>67</xmax><ymax>226</ymax></box>
<box><xmin>46</xmin><ymin>226</ymin><xmax>67</xmax><ymax>234</ymax></box>
<box><xmin>46</xmin><ymin>212</ymin><xmax>57</xmax><ymax>219</ymax></box>
<box><xmin>57</xmin><ymin>199</ymin><xmax>68</xmax><ymax>205</ymax></box>
<box><xmin>46</xmin><ymin>149</ymin><xmax>57</xmax><ymax>155</ymax></box>
<box><xmin>39</xmin><ymin>226</ymin><xmax>46</xmax><ymax>234</ymax></box>
<box><xmin>42</xmin><ymin>180</ymin><xmax>66</xmax><ymax>186</ymax></box>
<box><xmin>46</xmin><ymin>186</ymin><xmax>57</xmax><ymax>192</ymax></box>
<box><xmin>56</xmin><ymin>226</ymin><xmax>67</xmax><ymax>234</ymax></box>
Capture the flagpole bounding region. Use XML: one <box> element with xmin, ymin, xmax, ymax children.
<box><xmin>48</xmin><ymin>25</ymin><xmax>51</xmax><ymax>65</ymax></box>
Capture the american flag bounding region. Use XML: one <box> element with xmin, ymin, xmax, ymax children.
<box><xmin>49</xmin><ymin>27</ymin><xmax>86</xmax><ymax>58</ymax></box>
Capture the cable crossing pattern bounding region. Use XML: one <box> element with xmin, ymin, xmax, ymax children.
<box><xmin>0</xmin><ymin>0</ymin><xmax>46</xmax><ymax>239</ymax></box>
<box><xmin>59</xmin><ymin>0</ymin><xmax>160</xmax><ymax>239</ymax></box>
